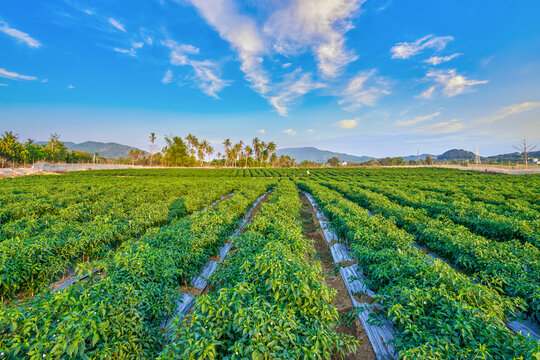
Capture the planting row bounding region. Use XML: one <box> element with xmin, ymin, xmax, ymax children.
<box><xmin>0</xmin><ymin>180</ymin><xmax>272</xmax><ymax>359</ymax></box>
<box><xmin>357</xmin><ymin>180</ymin><xmax>539</xmax><ymax>247</ymax></box>
<box><xmin>318</xmin><ymin>179</ymin><xmax>540</xmax><ymax>325</ymax></box>
<box><xmin>160</xmin><ymin>179</ymin><xmax>358</xmax><ymax>359</ymax></box>
<box><xmin>0</xmin><ymin>178</ymin><xmax>245</xmax><ymax>300</ymax></box>
<box><xmin>297</xmin><ymin>179</ymin><xmax>539</xmax><ymax>359</ymax></box>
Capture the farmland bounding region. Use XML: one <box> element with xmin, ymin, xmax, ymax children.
<box><xmin>0</xmin><ymin>168</ymin><xmax>539</xmax><ymax>359</ymax></box>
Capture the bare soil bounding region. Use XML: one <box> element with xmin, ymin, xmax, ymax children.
<box><xmin>300</xmin><ymin>193</ymin><xmax>376</xmax><ymax>360</ymax></box>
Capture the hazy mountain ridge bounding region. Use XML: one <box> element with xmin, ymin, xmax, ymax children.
<box><xmin>277</xmin><ymin>147</ymin><xmax>537</xmax><ymax>163</ymax></box>
<box><xmin>276</xmin><ymin>147</ymin><xmax>372</xmax><ymax>163</ymax></box>
<box><xmin>35</xmin><ymin>141</ymin><xmax>145</xmax><ymax>158</ymax></box>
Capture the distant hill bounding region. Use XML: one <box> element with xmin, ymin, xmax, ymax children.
<box><xmin>36</xmin><ymin>141</ymin><xmax>145</xmax><ymax>158</ymax></box>
<box><xmin>437</xmin><ymin>149</ymin><xmax>476</xmax><ymax>160</ymax></box>
<box><xmin>486</xmin><ymin>150</ymin><xmax>540</xmax><ymax>162</ymax></box>
<box><xmin>401</xmin><ymin>154</ymin><xmax>436</xmax><ymax>162</ymax></box>
<box><xmin>276</xmin><ymin>147</ymin><xmax>372</xmax><ymax>163</ymax></box>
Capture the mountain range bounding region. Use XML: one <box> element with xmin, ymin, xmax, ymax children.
<box><xmin>276</xmin><ymin>147</ymin><xmax>539</xmax><ymax>163</ymax></box>
<box><xmin>276</xmin><ymin>147</ymin><xmax>372</xmax><ymax>163</ymax></box>
<box><xmin>36</xmin><ymin>141</ymin><xmax>144</xmax><ymax>158</ymax></box>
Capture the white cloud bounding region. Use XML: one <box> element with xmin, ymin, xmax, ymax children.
<box><xmin>185</xmin><ymin>0</ymin><xmax>356</xmax><ymax>114</ymax></box>
<box><xmin>283</xmin><ymin>129</ymin><xmax>297</xmax><ymax>135</ymax></box>
<box><xmin>416</xmin><ymin>85</ymin><xmax>436</xmax><ymax>99</ymax></box>
<box><xmin>0</xmin><ymin>68</ymin><xmax>37</xmax><ymax>81</ymax></box>
<box><xmin>334</xmin><ymin>118</ymin><xmax>359</xmax><ymax>129</ymax></box>
<box><xmin>187</xmin><ymin>0</ymin><xmax>270</xmax><ymax>94</ymax></box>
<box><xmin>162</xmin><ymin>39</ymin><xmax>229</xmax><ymax>98</ymax></box>
<box><xmin>67</xmin><ymin>85</ymin><xmax>75</xmax><ymax>89</ymax></box>
<box><xmin>132</xmin><ymin>41</ymin><xmax>144</xmax><ymax>49</ymax></box>
<box><xmin>426</xmin><ymin>69</ymin><xmax>487</xmax><ymax>97</ymax></box>
<box><xmin>268</xmin><ymin>70</ymin><xmax>324</xmax><ymax>115</ymax></box>
<box><xmin>83</xmin><ymin>9</ymin><xmax>96</xmax><ymax>15</ymax></box>
<box><xmin>480</xmin><ymin>101</ymin><xmax>540</xmax><ymax>124</ymax></box>
<box><xmin>0</xmin><ymin>21</ymin><xmax>41</xmax><ymax>48</ymax></box>
<box><xmin>396</xmin><ymin>112</ymin><xmax>441</xmax><ymax>126</ymax></box>
<box><xmin>141</xmin><ymin>28</ymin><xmax>153</xmax><ymax>45</ymax></box>
<box><xmin>162</xmin><ymin>69</ymin><xmax>173</xmax><ymax>84</ymax></box>
<box><xmin>258</xmin><ymin>129</ymin><xmax>266</xmax><ymax>133</ymax></box>
<box><xmin>0</xmin><ymin>83</ymin><xmax>8</xmax><ymax>86</ymax></box>
<box><xmin>41</xmin><ymin>78</ymin><xmax>48</xmax><ymax>83</ymax></box>
<box><xmin>424</xmin><ymin>53</ymin><xmax>461</xmax><ymax>65</ymax></box>
<box><xmin>264</xmin><ymin>0</ymin><xmax>361</xmax><ymax>77</ymax></box>
<box><xmin>307</xmin><ymin>129</ymin><xmax>315</xmax><ymax>133</ymax></box>
<box><xmin>113</xmin><ymin>47</ymin><xmax>136</xmax><ymax>57</ymax></box>
<box><xmin>391</xmin><ymin>35</ymin><xmax>453</xmax><ymax>59</ymax></box>
<box><xmin>108</xmin><ymin>18</ymin><xmax>126</xmax><ymax>32</ymax></box>
<box><xmin>419</xmin><ymin>118</ymin><xmax>464</xmax><ymax>134</ymax></box>
<box><xmin>338</xmin><ymin>69</ymin><xmax>390</xmax><ymax>111</ymax></box>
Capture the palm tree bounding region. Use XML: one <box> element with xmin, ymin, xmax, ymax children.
<box><xmin>244</xmin><ymin>145</ymin><xmax>252</xmax><ymax>168</ymax></box>
<box><xmin>223</xmin><ymin>138</ymin><xmax>231</xmax><ymax>167</ymax></box>
<box><xmin>259</xmin><ymin>141</ymin><xmax>266</xmax><ymax>166</ymax></box>
<box><xmin>205</xmin><ymin>143</ymin><xmax>214</xmax><ymax>165</ymax></box>
<box><xmin>266</xmin><ymin>141</ymin><xmax>276</xmax><ymax>167</ymax></box>
<box><xmin>198</xmin><ymin>139</ymin><xmax>209</xmax><ymax>165</ymax></box>
<box><xmin>149</xmin><ymin>132</ymin><xmax>157</xmax><ymax>166</ymax></box>
<box><xmin>232</xmin><ymin>141</ymin><xmax>243</xmax><ymax>167</ymax></box>
<box><xmin>252</xmin><ymin>137</ymin><xmax>260</xmax><ymax>164</ymax></box>
<box><xmin>185</xmin><ymin>134</ymin><xmax>198</xmax><ymax>158</ymax></box>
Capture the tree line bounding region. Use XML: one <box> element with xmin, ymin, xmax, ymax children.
<box><xmin>0</xmin><ymin>132</ymin><xmax>97</xmax><ymax>167</ymax></box>
<box><xmin>147</xmin><ymin>134</ymin><xmax>290</xmax><ymax>167</ymax></box>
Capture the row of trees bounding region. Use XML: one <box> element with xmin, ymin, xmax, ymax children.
<box><xmin>0</xmin><ymin>132</ymin><xmax>96</xmax><ymax>167</ymax></box>
<box><xmin>153</xmin><ymin>134</ymin><xmax>281</xmax><ymax>167</ymax></box>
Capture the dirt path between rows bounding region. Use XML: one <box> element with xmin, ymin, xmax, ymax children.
<box><xmin>300</xmin><ymin>193</ymin><xmax>376</xmax><ymax>360</ymax></box>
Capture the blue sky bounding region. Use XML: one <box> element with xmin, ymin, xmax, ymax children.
<box><xmin>1</xmin><ymin>0</ymin><xmax>539</xmax><ymax>157</ymax></box>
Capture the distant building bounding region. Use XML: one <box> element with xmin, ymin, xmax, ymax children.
<box><xmin>342</xmin><ymin>161</ymin><xmax>347</xmax><ymax>166</ymax></box>
<box><xmin>531</xmin><ymin>158</ymin><xmax>538</xmax><ymax>165</ymax></box>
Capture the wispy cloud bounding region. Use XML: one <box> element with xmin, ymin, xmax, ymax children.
<box><xmin>479</xmin><ymin>101</ymin><xmax>540</xmax><ymax>124</ymax></box>
<box><xmin>258</xmin><ymin>129</ymin><xmax>265</xmax><ymax>134</ymax></box>
<box><xmin>113</xmin><ymin>47</ymin><xmax>136</xmax><ymax>57</ymax></box>
<box><xmin>338</xmin><ymin>70</ymin><xmax>390</xmax><ymax>111</ymax></box>
<box><xmin>162</xmin><ymin>69</ymin><xmax>173</xmax><ymax>84</ymax></box>
<box><xmin>162</xmin><ymin>39</ymin><xmax>229</xmax><ymax>98</ymax></box>
<box><xmin>264</xmin><ymin>0</ymin><xmax>361</xmax><ymax>77</ymax></box>
<box><xmin>67</xmin><ymin>84</ymin><xmax>75</xmax><ymax>89</ymax></box>
<box><xmin>185</xmin><ymin>0</ymin><xmax>362</xmax><ymax>114</ymax></box>
<box><xmin>307</xmin><ymin>129</ymin><xmax>315</xmax><ymax>133</ymax></box>
<box><xmin>418</xmin><ymin>118</ymin><xmax>464</xmax><ymax>134</ymax></box>
<box><xmin>391</xmin><ymin>34</ymin><xmax>453</xmax><ymax>59</ymax></box>
<box><xmin>186</xmin><ymin>0</ymin><xmax>270</xmax><ymax>94</ymax></box>
<box><xmin>0</xmin><ymin>83</ymin><xmax>8</xmax><ymax>86</ymax></box>
<box><xmin>334</xmin><ymin>118</ymin><xmax>360</xmax><ymax>129</ymax></box>
<box><xmin>283</xmin><ymin>129</ymin><xmax>297</xmax><ymax>135</ymax></box>
<box><xmin>396</xmin><ymin>111</ymin><xmax>441</xmax><ymax>126</ymax></box>
<box><xmin>424</xmin><ymin>53</ymin><xmax>461</xmax><ymax>65</ymax></box>
<box><xmin>0</xmin><ymin>68</ymin><xmax>38</xmax><ymax>81</ymax></box>
<box><xmin>0</xmin><ymin>21</ymin><xmax>41</xmax><ymax>48</ymax></box>
<box><xmin>426</xmin><ymin>69</ymin><xmax>488</xmax><ymax>97</ymax></box>
<box><xmin>416</xmin><ymin>85</ymin><xmax>436</xmax><ymax>99</ymax></box>
<box><xmin>108</xmin><ymin>17</ymin><xmax>126</xmax><ymax>32</ymax></box>
<box><xmin>268</xmin><ymin>70</ymin><xmax>324</xmax><ymax>115</ymax></box>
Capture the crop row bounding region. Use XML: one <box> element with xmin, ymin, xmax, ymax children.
<box><xmin>0</xmin><ymin>179</ymin><xmax>245</xmax><ymax>300</ymax></box>
<box><xmin>0</xmin><ymin>179</ymin><xmax>272</xmax><ymax>359</ymax></box>
<box><xmin>160</xmin><ymin>179</ymin><xmax>357</xmax><ymax>359</ymax></box>
<box><xmin>317</xmin><ymin>179</ymin><xmax>540</xmax><ymax>325</ymax></box>
<box><xmin>297</xmin><ymin>179</ymin><xmax>539</xmax><ymax>359</ymax></box>
<box><xmin>355</xmin><ymin>180</ymin><xmax>539</xmax><ymax>247</ymax></box>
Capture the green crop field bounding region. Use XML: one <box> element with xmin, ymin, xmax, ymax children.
<box><xmin>1</xmin><ymin>168</ymin><xmax>539</xmax><ymax>359</ymax></box>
